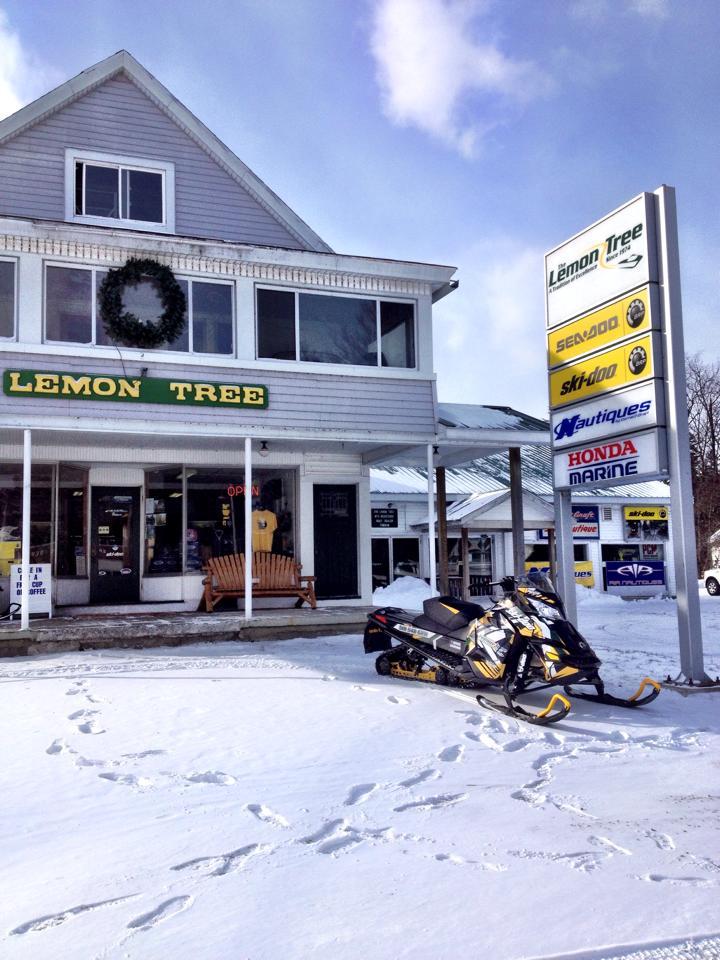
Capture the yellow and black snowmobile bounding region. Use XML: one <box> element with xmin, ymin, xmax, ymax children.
<box><xmin>364</xmin><ymin>574</ymin><xmax>660</xmax><ymax>725</ymax></box>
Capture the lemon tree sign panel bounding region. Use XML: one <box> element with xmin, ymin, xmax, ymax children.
<box><xmin>546</xmin><ymin>193</ymin><xmax>656</xmax><ymax>328</ymax></box>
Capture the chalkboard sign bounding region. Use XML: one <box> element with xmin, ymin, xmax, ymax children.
<box><xmin>372</xmin><ymin>508</ymin><xmax>398</xmax><ymax>528</ymax></box>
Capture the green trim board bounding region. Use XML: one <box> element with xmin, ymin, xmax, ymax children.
<box><xmin>3</xmin><ymin>369</ymin><xmax>269</xmax><ymax>409</ymax></box>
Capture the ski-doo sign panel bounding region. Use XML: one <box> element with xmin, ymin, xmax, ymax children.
<box><xmin>545</xmin><ymin>193</ymin><xmax>656</xmax><ymax>329</ymax></box>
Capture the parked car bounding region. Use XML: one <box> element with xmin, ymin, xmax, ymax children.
<box><xmin>703</xmin><ymin>568</ymin><xmax>720</xmax><ymax>595</ymax></box>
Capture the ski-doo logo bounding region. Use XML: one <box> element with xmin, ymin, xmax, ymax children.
<box><xmin>547</xmin><ymin>223</ymin><xmax>644</xmax><ymax>293</ymax></box>
<box><xmin>559</xmin><ymin>363</ymin><xmax>617</xmax><ymax>398</ymax></box>
<box><xmin>553</xmin><ymin>399</ymin><xmax>652</xmax><ymax>442</ymax></box>
<box><xmin>617</xmin><ymin>563</ymin><xmax>653</xmax><ymax>579</ymax></box>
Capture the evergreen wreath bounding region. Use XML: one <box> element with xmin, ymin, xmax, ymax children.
<box><xmin>99</xmin><ymin>257</ymin><xmax>187</xmax><ymax>349</ymax></box>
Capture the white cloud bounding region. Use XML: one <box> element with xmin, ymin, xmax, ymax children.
<box><xmin>625</xmin><ymin>0</ymin><xmax>670</xmax><ymax>18</ymax></box>
<box><xmin>369</xmin><ymin>0</ymin><xmax>551</xmax><ymax>158</ymax></box>
<box><xmin>0</xmin><ymin>9</ymin><xmax>59</xmax><ymax>121</ymax></box>
<box><xmin>432</xmin><ymin>238</ymin><xmax>549</xmax><ymax>417</ymax></box>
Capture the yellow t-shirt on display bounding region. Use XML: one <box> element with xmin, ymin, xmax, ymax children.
<box><xmin>252</xmin><ymin>510</ymin><xmax>278</xmax><ymax>552</ymax></box>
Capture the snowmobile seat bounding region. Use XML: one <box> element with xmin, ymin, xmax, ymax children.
<box><xmin>415</xmin><ymin>596</ymin><xmax>485</xmax><ymax>633</ymax></box>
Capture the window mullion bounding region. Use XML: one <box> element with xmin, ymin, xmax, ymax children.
<box><xmin>82</xmin><ymin>163</ymin><xmax>87</xmax><ymax>216</ymax></box>
<box><xmin>188</xmin><ymin>281</ymin><xmax>194</xmax><ymax>353</ymax></box>
<box><xmin>376</xmin><ymin>300</ymin><xmax>381</xmax><ymax>367</ymax></box>
<box><xmin>91</xmin><ymin>270</ymin><xmax>97</xmax><ymax>345</ymax></box>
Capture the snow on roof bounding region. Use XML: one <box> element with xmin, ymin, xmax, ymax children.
<box><xmin>371</xmin><ymin>444</ymin><xmax>672</xmax><ymax>501</ymax></box>
<box><xmin>438</xmin><ymin>403</ymin><xmax>549</xmax><ymax>433</ymax></box>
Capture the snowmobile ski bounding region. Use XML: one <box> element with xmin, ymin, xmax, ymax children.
<box><xmin>563</xmin><ymin>676</ymin><xmax>661</xmax><ymax>709</ymax></box>
<box><xmin>476</xmin><ymin>690</ymin><xmax>571</xmax><ymax>726</ymax></box>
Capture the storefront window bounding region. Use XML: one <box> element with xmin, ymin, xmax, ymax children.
<box><xmin>57</xmin><ymin>466</ymin><xmax>87</xmax><ymax>576</ymax></box>
<box><xmin>186</xmin><ymin>468</ymin><xmax>295</xmax><ymax>570</ymax></box>
<box><xmin>145</xmin><ymin>469</ymin><xmax>183</xmax><ymax>574</ymax></box>
<box><xmin>0</xmin><ymin>464</ymin><xmax>54</xmax><ymax>573</ymax></box>
<box><xmin>601</xmin><ymin>544</ymin><xmax>641</xmax><ymax>562</ymax></box>
<box><xmin>299</xmin><ymin>293</ymin><xmax>376</xmax><ymax>365</ymax></box>
<box><xmin>371</xmin><ymin>537</ymin><xmax>419</xmax><ymax>590</ymax></box>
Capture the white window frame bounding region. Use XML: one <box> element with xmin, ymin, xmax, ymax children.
<box><xmin>0</xmin><ymin>255</ymin><xmax>18</xmax><ymax>341</ymax></box>
<box><xmin>255</xmin><ymin>284</ymin><xmax>418</xmax><ymax>371</ymax></box>
<box><xmin>65</xmin><ymin>149</ymin><xmax>175</xmax><ymax>234</ymax></box>
<box><xmin>43</xmin><ymin>262</ymin><xmax>235</xmax><ymax>356</ymax></box>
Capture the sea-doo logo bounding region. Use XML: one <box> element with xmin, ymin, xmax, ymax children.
<box><xmin>547</xmin><ymin>223</ymin><xmax>644</xmax><ymax>292</ymax></box>
<box><xmin>553</xmin><ymin>399</ymin><xmax>652</xmax><ymax>443</ymax></box>
<box><xmin>616</xmin><ymin>563</ymin><xmax>654</xmax><ymax>579</ymax></box>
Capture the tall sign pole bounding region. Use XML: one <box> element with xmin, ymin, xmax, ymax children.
<box><xmin>545</xmin><ymin>188</ymin><xmax>706</xmax><ymax>682</ymax></box>
<box><xmin>654</xmin><ymin>186</ymin><xmax>705</xmax><ymax>681</ymax></box>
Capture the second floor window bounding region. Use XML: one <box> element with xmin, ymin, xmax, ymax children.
<box><xmin>0</xmin><ymin>258</ymin><xmax>16</xmax><ymax>339</ymax></box>
<box><xmin>45</xmin><ymin>264</ymin><xmax>234</xmax><ymax>355</ymax></box>
<box><xmin>256</xmin><ymin>288</ymin><xmax>416</xmax><ymax>368</ymax></box>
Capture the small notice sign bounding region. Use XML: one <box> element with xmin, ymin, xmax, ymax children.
<box><xmin>371</xmin><ymin>508</ymin><xmax>398</xmax><ymax>528</ymax></box>
<box><xmin>10</xmin><ymin>563</ymin><xmax>52</xmax><ymax>616</ymax></box>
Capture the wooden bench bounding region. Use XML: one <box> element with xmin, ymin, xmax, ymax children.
<box><xmin>202</xmin><ymin>552</ymin><xmax>317</xmax><ymax>612</ymax></box>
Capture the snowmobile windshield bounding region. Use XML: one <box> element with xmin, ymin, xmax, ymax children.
<box><xmin>525</xmin><ymin>571</ymin><xmax>556</xmax><ymax>596</ymax></box>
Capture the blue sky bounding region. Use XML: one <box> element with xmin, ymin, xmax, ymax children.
<box><xmin>1</xmin><ymin>0</ymin><xmax>718</xmax><ymax>417</ymax></box>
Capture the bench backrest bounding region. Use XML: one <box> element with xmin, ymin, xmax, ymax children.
<box><xmin>206</xmin><ymin>552</ymin><xmax>300</xmax><ymax>590</ymax></box>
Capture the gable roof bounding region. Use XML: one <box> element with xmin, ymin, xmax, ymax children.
<box><xmin>0</xmin><ymin>50</ymin><xmax>332</xmax><ymax>254</ymax></box>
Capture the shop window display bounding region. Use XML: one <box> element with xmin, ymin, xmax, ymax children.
<box><xmin>186</xmin><ymin>468</ymin><xmax>295</xmax><ymax>570</ymax></box>
<box><xmin>0</xmin><ymin>464</ymin><xmax>54</xmax><ymax>574</ymax></box>
<box><xmin>145</xmin><ymin>469</ymin><xmax>183</xmax><ymax>574</ymax></box>
<box><xmin>57</xmin><ymin>466</ymin><xmax>88</xmax><ymax>576</ymax></box>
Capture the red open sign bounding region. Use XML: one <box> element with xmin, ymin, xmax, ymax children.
<box><xmin>227</xmin><ymin>484</ymin><xmax>260</xmax><ymax>497</ymax></box>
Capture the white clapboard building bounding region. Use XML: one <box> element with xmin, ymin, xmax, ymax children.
<box><xmin>1</xmin><ymin>51</ymin><xmax>556</xmax><ymax>617</ymax></box>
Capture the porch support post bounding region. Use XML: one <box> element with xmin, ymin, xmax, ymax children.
<box><xmin>554</xmin><ymin>488</ymin><xmax>577</xmax><ymax>624</ymax></box>
<box><xmin>509</xmin><ymin>447</ymin><xmax>525</xmax><ymax>578</ymax></box>
<box><xmin>436</xmin><ymin>466</ymin><xmax>449</xmax><ymax>595</ymax></box>
<box><xmin>244</xmin><ymin>437</ymin><xmax>252</xmax><ymax>620</ymax></box>
<box><xmin>21</xmin><ymin>429</ymin><xmax>31</xmax><ymax>630</ymax></box>
<box><xmin>461</xmin><ymin>527</ymin><xmax>470</xmax><ymax>601</ymax></box>
<box><xmin>547</xmin><ymin>527</ymin><xmax>557</xmax><ymax>588</ymax></box>
<box><xmin>426</xmin><ymin>444</ymin><xmax>436</xmax><ymax>592</ymax></box>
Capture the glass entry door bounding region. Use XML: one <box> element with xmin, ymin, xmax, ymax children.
<box><xmin>90</xmin><ymin>487</ymin><xmax>140</xmax><ymax>604</ymax></box>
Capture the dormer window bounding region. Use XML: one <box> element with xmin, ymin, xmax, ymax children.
<box><xmin>65</xmin><ymin>149</ymin><xmax>175</xmax><ymax>233</ymax></box>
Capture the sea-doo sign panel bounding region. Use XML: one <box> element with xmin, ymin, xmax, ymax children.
<box><xmin>545</xmin><ymin>193</ymin><xmax>657</xmax><ymax>329</ymax></box>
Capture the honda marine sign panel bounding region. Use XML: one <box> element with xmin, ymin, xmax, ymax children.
<box><xmin>553</xmin><ymin>429</ymin><xmax>668</xmax><ymax>490</ymax></box>
<box><xmin>545</xmin><ymin>194</ymin><xmax>656</xmax><ymax>329</ymax></box>
<box><xmin>551</xmin><ymin>381</ymin><xmax>665</xmax><ymax>450</ymax></box>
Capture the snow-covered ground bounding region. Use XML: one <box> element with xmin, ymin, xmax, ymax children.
<box><xmin>1</xmin><ymin>591</ymin><xmax>719</xmax><ymax>960</ymax></box>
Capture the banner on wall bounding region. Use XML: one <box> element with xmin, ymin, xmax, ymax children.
<box><xmin>524</xmin><ymin>560</ymin><xmax>595</xmax><ymax>589</ymax></box>
<box><xmin>537</xmin><ymin>505</ymin><xmax>600</xmax><ymax>540</ymax></box>
<box><xmin>606</xmin><ymin>560</ymin><xmax>665</xmax><ymax>588</ymax></box>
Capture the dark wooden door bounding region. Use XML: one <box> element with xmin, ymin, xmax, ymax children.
<box><xmin>90</xmin><ymin>487</ymin><xmax>140</xmax><ymax>604</ymax></box>
<box><xmin>313</xmin><ymin>484</ymin><xmax>358</xmax><ymax>599</ymax></box>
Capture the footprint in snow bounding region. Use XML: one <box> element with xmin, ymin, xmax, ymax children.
<box><xmin>67</xmin><ymin>708</ymin><xmax>98</xmax><ymax>721</ymax></box>
<box><xmin>99</xmin><ymin>773</ymin><xmax>152</xmax><ymax>788</ymax></box>
<box><xmin>399</xmin><ymin>769</ymin><xmax>439</xmax><ymax>788</ymax></box>
<box><xmin>78</xmin><ymin>720</ymin><xmax>105</xmax><ymax>735</ymax></box>
<box><xmin>185</xmin><ymin>771</ymin><xmax>236</xmax><ymax>786</ymax></box>
<box><xmin>386</xmin><ymin>695</ymin><xmax>409</xmax><ymax>705</ymax></box>
<box><xmin>10</xmin><ymin>896</ymin><xmax>136</xmax><ymax>935</ymax></box>
<box><xmin>344</xmin><ymin>783</ymin><xmax>378</xmax><ymax>806</ymax></box>
<box><xmin>644</xmin><ymin>829</ymin><xmax>675</xmax><ymax>850</ymax></box>
<box><xmin>640</xmin><ymin>873</ymin><xmax>715</xmax><ymax>887</ymax></box>
<box><xmin>46</xmin><ymin>739</ymin><xmax>68</xmax><ymax>755</ymax></box>
<box><xmin>246</xmin><ymin>803</ymin><xmax>290</xmax><ymax>827</ymax></box>
<box><xmin>394</xmin><ymin>793</ymin><xmax>468</xmax><ymax>812</ymax></box>
<box><xmin>299</xmin><ymin>819</ymin><xmax>346</xmax><ymax>845</ymax></box>
<box><xmin>172</xmin><ymin>843</ymin><xmax>268</xmax><ymax>877</ymax></box>
<box><xmin>127</xmin><ymin>896</ymin><xmax>193</xmax><ymax>931</ymax></box>
<box><xmin>437</xmin><ymin>744</ymin><xmax>464</xmax><ymax>763</ymax></box>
